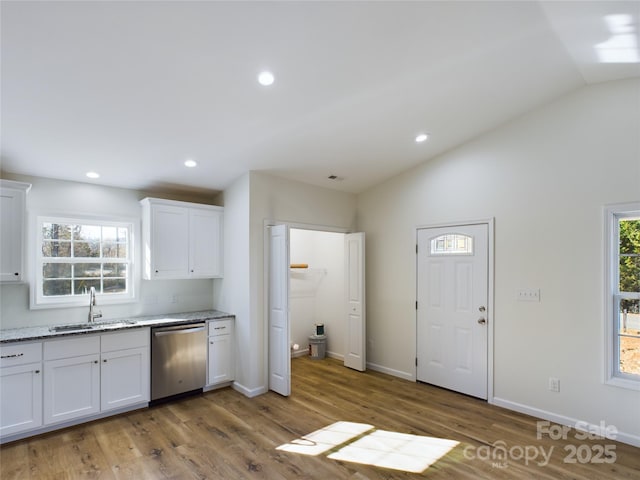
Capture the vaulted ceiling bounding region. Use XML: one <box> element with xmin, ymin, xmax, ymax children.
<box><xmin>2</xmin><ymin>1</ymin><xmax>639</xmax><ymax>194</ymax></box>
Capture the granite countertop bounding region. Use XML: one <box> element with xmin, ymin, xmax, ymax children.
<box><xmin>0</xmin><ymin>309</ymin><xmax>234</xmax><ymax>343</ymax></box>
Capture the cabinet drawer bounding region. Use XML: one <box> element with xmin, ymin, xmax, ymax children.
<box><xmin>0</xmin><ymin>342</ymin><xmax>42</xmax><ymax>367</ymax></box>
<box><xmin>44</xmin><ymin>335</ymin><xmax>100</xmax><ymax>361</ymax></box>
<box><xmin>101</xmin><ymin>328</ymin><xmax>149</xmax><ymax>352</ymax></box>
<box><xmin>208</xmin><ymin>319</ymin><xmax>233</xmax><ymax>336</ymax></box>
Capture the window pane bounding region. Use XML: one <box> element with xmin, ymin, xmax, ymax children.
<box><xmin>42</xmin><ymin>241</ymin><xmax>71</xmax><ymax>257</ymax></box>
<box><xmin>43</xmin><ymin>263</ymin><xmax>71</xmax><ymax>279</ymax></box>
<box><xmin>43</xmin><ymin>279</ymin><xmax>72</xmax><ymax>296</ymax></box>
<box><xmin>104</xmin><ymin>278</ymin><xmax>126</xmax><ymax>293</ymax></box>
<box><xmin>103</xmin><ymin>263</ymin><xmax>126</xmax><ymax>277</ymax></box>
<box><xmin>430</xmin><ymin>234</ymin><xmax>473</xmax><ymax>255</ymax></box>
<box><xmin>73</xmin><ymin>241</ymin><xmax>100</xmax><ymax>258</ymax></box>
<box><xmin>620</xmin><ymin>336</ymin><xmax>640</xmax><ymax>375</ymax></box>
<box><xmin>102</xmin><ymin>242</ymin><xmax>127</xmax><ymax>258</ymax></box>
<box><xmin>74</xmin><ymin>263</ymin><xmax>102</xmax><ymax>278</ymax></box>
<box><xmin>73</xmin><ymin>225</ymin><xmax>101</xmax><ymax>242</ymax></box>
<box><xmin>74</xmin><ymin>279</ymin><xmax>101</xmax><ymax>294</ymax></box>
<box><xmin>42</xmin><ymin>223</ymin><xmax>71</xmax><ymax>240</ymax></box>
<box><xmin>117</xmin><ymin>227</ymin><xmax>128</xmax><ymax>242</ymax></box>
<box><xmin>619</xmin><ymin>219</ymin><xmax>640</xmax><ymax>293</ymax></box>
<box><xmin>619</xmin><ymin>298</ymin><xmax>640</xmax><ymax>333</ymax></box>
<box><xmin>618</xmin><ymin>298</ymin><xmax>639</xmax><ymax>376</ymax></box>
<box><xmin>101</xmin><ymin>227</ymin><xmax>127</xmax><ymax>243</ymax></box>
<box><xmin>619</xmin><ymin>256</ymin><xmax>640</xmax><ymax>293</ymax></box>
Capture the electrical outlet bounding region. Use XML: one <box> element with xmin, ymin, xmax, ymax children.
<box><xmin>548</xmin><ymin>377</ymin><xmax>560</xmax><ymax>392</ymax></box>
<box><xmin>518</xmin><ymin>289</ymin><xmax>540</xmax><ymax>302</ymax></box>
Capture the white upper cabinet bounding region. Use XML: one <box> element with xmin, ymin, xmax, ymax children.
<box><xmin>141</xmin><ymin>197</ymin><xmax>223</xmax><ymax>279</ymax></box>
<box><xmin>0</xmin><ymin>180</ymin><xmax>31</xmax><ymax>282</ymax></box>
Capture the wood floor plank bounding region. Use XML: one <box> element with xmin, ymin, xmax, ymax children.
<box><xmin>1</xmin><ymin>356</ymin><xmax>638</xmax><ymax>479</ymax></box>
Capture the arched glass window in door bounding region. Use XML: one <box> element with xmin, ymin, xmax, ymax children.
<box><xmin>429</xmin><ymin>234</ymin><xmax>474</xmax><ymax>255</ymax></box>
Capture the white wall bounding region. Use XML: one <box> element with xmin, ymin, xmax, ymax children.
<box><xmin>248</xmin><ymin>172</ymin><xmax>357</xmax><ymax>394</ymax></box>
<box><xmin>290</xmin><ymin>229</ymin><xmax>345</xmax><ymax>357</ymax></box>
<box><xmin>212</xmin><ymin>172</ymin><xmax>251</xmax><ymax>393</ymax></box>
<box><xmin>0</xmin><ymin>174</ymin><xmax>217</xmax><ymax>329</ymax></box>
<box><xmin>357</xmin><ymin>78</ymin><xmax>640</xmax><ymax>443</ymax></box>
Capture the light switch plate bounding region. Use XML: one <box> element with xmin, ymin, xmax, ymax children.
<box><xmin>518</xmin><ymin>289</ymin><xmax>540</xmax><ymax>302</ymax></box>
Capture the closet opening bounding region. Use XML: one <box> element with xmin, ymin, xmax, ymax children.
<box><xmin>289</xmin><ymin>228</ymin><xmax>346</xmax><ymax>361</ymax></box>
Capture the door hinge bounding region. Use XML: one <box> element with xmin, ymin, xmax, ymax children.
<box><xmin>415</xmin><ymin>357</ymin><xmax>418</xmax><ymax>366</ymax></box>
<box><xmin>415</xmin><ymin>301</ymin><xmax>418</xmax><ymax>310</ymax></box>
<box><xmin>416</xmin><ymin>244</ymin><xmax>418</xmax><ymax>254</ymax></box>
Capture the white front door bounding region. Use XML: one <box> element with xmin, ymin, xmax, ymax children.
<box><xmin>416</xmin><ymin>224</ymin><xmax>488</xmax><ymax>399</ymax></box>
<box><xmin>268</xmin><ymin>224</ymin><xmax>290</xmax><ymax>396</ymax></box>
<box><xmin>344</xmin><ymin>233</ymin><xmax>366</xmax><ymax>371</ymax></box>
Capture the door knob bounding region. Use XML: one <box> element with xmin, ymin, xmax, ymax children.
<box><xmin>477</xmin><ymin>318</ymin><xmax>486</xmax><ymax>325</ymax></box>
<box><xmin>479</xmin><ymin>306</ymin><xmax>486</xmax><ymax>312</ymax></box>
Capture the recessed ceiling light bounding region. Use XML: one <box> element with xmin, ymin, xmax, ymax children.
<box><xmin>184</xmin><ymin>159</ymin><xmax>197</xmax><ymax>168</ymax></box>
<box><xmin>258</xmin><ymin>70</ymin><xmax>275</xmax><ymax>86</ymax></box>
<box><xmin>415</xmin><ymin>133</ymin><xmax>429</xmax><ymax>143</ymax></box>
<box><xmin>86</xmin><ymin>171</ymin><xmax>100</xmax><ymax>179</ymax></box>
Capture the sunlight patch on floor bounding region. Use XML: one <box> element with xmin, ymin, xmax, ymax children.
<box><xmin>277</xmin><ymin>421</ymin><xmax>459</xmax><ymax>473</ymax></box>
<box><xmin>276</xmin><ymin>421</ymin><xmax>374</xmax><ymax>456</ymax></box>
<box><xmin>328</xmin><ymin>429</ymin><xmax>459</xmax><ymax>473</ymax></box>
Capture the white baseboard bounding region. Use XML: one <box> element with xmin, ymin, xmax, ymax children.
<box><xmin>327</xmin><ymin>351</ymin><xmax>344</xmax><ymax>361</ymax></box>
<box><xmin>492</xmin><ymin>397</ymin><xmax>640</xmax><ymax>448</ymax></box>
<box><xmin>366</xmin><ymin>361</ymin><xmax>415</xmax><ymax>382</ymax></box>
<box><xmin>232</xmin><ymin>381</ymin><xmax>267</xmax><ymax>398</ymax></box>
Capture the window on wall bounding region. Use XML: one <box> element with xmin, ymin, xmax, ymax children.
<box><xmin>605</xmin><ymin>203</ymin><xmax>640</xmax><ymax>389</ymax></box>
<box><xmin>33</xmin><ymin>215</ymin><xmax>135</xmax><ymax>308</ymax></box>
<box><xmin>429</xmin><ymin>234</ymin><xmax>473</xmax><ymax>255</ymax></box>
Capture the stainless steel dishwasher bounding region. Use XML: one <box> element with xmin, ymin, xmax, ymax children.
<box><xmin>151</xmin><ymin>322</ymin><xmax>206</xmax><ymax>401</ymax></box>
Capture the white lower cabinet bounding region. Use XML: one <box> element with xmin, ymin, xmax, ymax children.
<box><xmin>101</xmin><ymin>329</ymin><xmax>149</xmax><ymax>412</ymax></box>
<box><xmin>42</xmin><ymin>328</ymin><xmax>150</xmax><ymax>427</ymax></box>
<box><xmin>43</xmin><ymin>335</ymin><xmax>101</xmax><ymax>425</ymax></box>
<box><xmin>0</xmin><ymin>342</ymin><xmax>43</xmax><ymax>436</ymax></box>
<box><xmin>207</xmin><ymin>318</ymin><xmax>234</xmax><ymax>386</ymax></box>
<box><xmin>44</xmin><ymin>353</ymin><xmax>101</xmax><ymax>425</ymax></box>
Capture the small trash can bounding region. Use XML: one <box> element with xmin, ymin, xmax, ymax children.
<box><xmin>308</xmin><ymin>334</ymin><xmax>327</xmax><ymax>360</ymax></box>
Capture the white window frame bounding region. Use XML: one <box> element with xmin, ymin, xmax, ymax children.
<box><xmin>604</xmin><ymin>202</ymin><xmax>640</xmax><ymax>390</ymax></box>
<box><xmin>31</xmin><ymin>213</ymin><xmax>137</xmax><ymax>309</ymax></box>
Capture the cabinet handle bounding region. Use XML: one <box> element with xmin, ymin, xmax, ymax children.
<box><xmin>94</xmin><ymin>360</ymin><xmax>99</xmax><ymax>364</ymax></box>
<box><xmin>14</xmin><ymin>272</ymin><xmax>19</xmax><ymax>276</ymax></box>
<box><xmin>155</xmin><ymin>270</ymin><xmax>159</xmax><ymax>273</ymax></box>
<box><xmin>34</xmin><ymin>370</ymin><xmax>40</xmax><ymax>374</ymax></box>
<box><xmin>103</xmin><ymin>359</ymin><xmax>107</xmax><ymax>363</ymax></box>
<box><xmin>1</xmin><ymin>353</ymin><xmax>24</xmax><ymax>359</ymax></box>
<box><xmin>214</xmin><ymin>326</ymin><xmax>226</xmax><ymax>330</ymax></box>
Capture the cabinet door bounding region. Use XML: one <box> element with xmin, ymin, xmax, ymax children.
<box><xmin>0</xmin><ymin>187</ymin><xmax>26</xmax><ymax>282</ymax></box>
<box><xmin>0</xmin><ymin>363</ymin><xmax>42</xmax><ymax>436</ymax></box>
<box><xmin>151</xmin><ymin>204</ymin><xmax>189</xmax><ymax>278</ymax></box>
<box><xmin>101</xmin><ymin>347</ymin><xmax>149</xmax><ymax>412</ymax></box>
<box><xmin>189</xmin><ymin>208</ymin><xmax>223</xmax><ymax>278</ymax></box>
<box><xmin>44</xmin><ymin>354</ymin><xmax>100</xmax><ymax>425</ymax></box>
<box><xmin>208</xmin><ymin>335</ymin><xmax>233</xmax><ymax>385</ymax></box>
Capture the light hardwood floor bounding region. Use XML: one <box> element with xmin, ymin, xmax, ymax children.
<box><xmin>1</xmin><ymin>356</ymin><xmax>638</xmax><ymax>479</ymax></box>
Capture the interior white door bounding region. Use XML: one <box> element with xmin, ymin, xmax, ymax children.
<box><xmin>268</xmin><ymin>224</ymin><xmax>291</xmax><ymax>396</ymax></box>
<box><xmin>344</xmin><ymin>233</ymin><xmax>366</xmax><ymax>371</ymax></box>
<box><xmin>416</xmin><ymin>224</ymin><xmax>488</xmax><ymax>399</ymax></box>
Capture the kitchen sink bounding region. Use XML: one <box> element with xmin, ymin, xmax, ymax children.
<box><xmin>49</xmin><ymin>320</ymin><xmax>136</xmax><ymax>332</ymax></box>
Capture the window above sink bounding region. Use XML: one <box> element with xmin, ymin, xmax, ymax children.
<box><xmin>31</xmin><ymin>213</ymin><xmax>138</xmax><ymax>310</ymax></box>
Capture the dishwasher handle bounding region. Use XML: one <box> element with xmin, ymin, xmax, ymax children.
<box><xmin>153</xmin><ymin>325</ymin><xmax>206</xmax><ymax>337</ymax></box>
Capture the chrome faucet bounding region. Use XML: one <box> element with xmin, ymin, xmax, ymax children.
<box><xmin>88</xmin><ymin>286</ymin><xmax>102</xmax><ymax>323</ymax></box>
